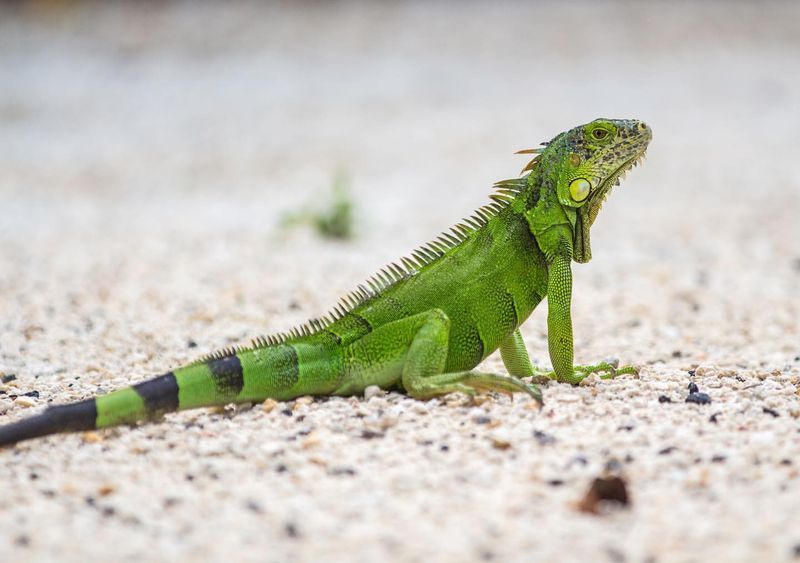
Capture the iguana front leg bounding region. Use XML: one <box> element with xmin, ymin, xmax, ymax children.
<box><xmin>499</xmin><ymin>328</ymin><xmax>536</xmax><ymax>378</ymax></box>
<box><xmin>542</xmin><ymin>253</ymin><xmax>637</xmax><ymax>384</ymax></box>
<box><xmin>336</xmin><ymin>309</ymin><xmax>541</xmax><ymax>402</ymax></box>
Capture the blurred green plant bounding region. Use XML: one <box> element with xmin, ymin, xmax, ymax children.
<box><xmin>280</xmin><ymin>171</ymin><xmax>355</xmax><ymax>240</ymax></box>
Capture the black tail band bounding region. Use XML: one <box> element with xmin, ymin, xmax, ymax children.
<box><xmin>0</xmin><ymin>399</ymin><xmax>97</xmax><ymax>447</ymax></box>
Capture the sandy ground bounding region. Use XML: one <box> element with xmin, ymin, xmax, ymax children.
<box><xmin>1</xmin><ymin>1</ymin><xmax>799</xmax><ymax>561</ymax></box>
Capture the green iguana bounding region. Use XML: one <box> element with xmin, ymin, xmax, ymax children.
<box><xmin>0</xmin><ymin>118</ymin><xmax>651</xmax><ymax>447</ymax></box>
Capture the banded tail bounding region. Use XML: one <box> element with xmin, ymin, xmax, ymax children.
<box><xmin>0</xmin><ymin>339</ymin><xmax>336</xmax><ymax>447</ymax></box>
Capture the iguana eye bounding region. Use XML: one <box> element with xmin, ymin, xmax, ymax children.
<box><xmin>569</xmin><ymin>178</ymin><xmax>591</xmax><ymax>201</ymax></box>
<box><xmin>592</xmin><ymin>129</ymin><xmax>608</xmax><ymax>140</ymax></box>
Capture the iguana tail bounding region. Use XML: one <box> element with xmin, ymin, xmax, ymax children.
<box><xmin>0</xmin><ymin>341</ymin><xmax>339</xmax><ymax>447</ymax></box>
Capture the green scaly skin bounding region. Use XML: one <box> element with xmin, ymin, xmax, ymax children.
<box><xmin>0</xmin><ymin>118</ymin><xmax>651</xmax><ymax>447</ymax></box>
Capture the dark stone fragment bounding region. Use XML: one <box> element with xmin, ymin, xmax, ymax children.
<box><xmin>763</xmin><ymin>407</ymin><xmax>780</xmax><ymax>418</ymax></box>
<box><xmin>474</xmin><ymin>415</ymin><xmax>492</xmax><ymax>424</ymax></box>
<box><xmin>577</xmin><ymin>476</ymin><xmax>630</xmax><ymax>514</ymax></box>
<box><xmin>548</xmin><ymin>479</ymin><xmax>564</xmax><ymax>487</ymax></box>
<box><xmin>709</xmin><ymin>412</ymin><xmax>721</xmax><ymax>423</ymax></box>
<box><xmin>711</xmin><ymin>455</ymin><xmax>726</xmax><ymax>463</ymax></box>
<box><xmin>275</xmin><ymin>464</ymin><xmax>288</xmax><ymax>473</ymax></box>
<box><xmin>618</xmin><ymin>424</ymin><xmax>635</xmax><ymax>432</ymax></box>
<box><xmin>1</xmin><ymin>374</ymin><xmax>17</xmax><ymax>383</ymax></box>
<box><xmin>330</xmin><ymin>467</ymin><xmax>357</xmax><ymax>476</ymax></box>
<box><xmin>440</xmin><ymin>444</ymin><xmax>449</xmax><ymax>452</ymax></box>
<box><xmin>101</xmin><ymin>506</ymin><xmax>116</xmax><ymax>517</ymax></box>
<box><xmin>23</xmin><ymin>390</ymin><xmax>39</xmax><ymax>398</ymax></box>
<box><xmin>15</xmin><ymin>535</ymin><xmax>30</xmax><ymax>547</ymax></box>
<box><xmin>672</xmin><ymin>350</ymin><xmax>683</xmax><ymax>358</ymax></box>
<box><xmin>793</xmin><ymin>543</ymin><xmax>800</xmax><ymax>558</ymax></box>
<box><xmin>570</xmin><ymin>455</ymin><xmax>588</xmax><ymax>467</ymax></box>
<box><xmin>533</xmin><ymin>430</ymin><xmax>556</xmax><ymax>445</ymax></box>
<box><xmin>658</xmin><ymin>395</ymin><xmax>673</xmax><ymax>403</ymax></box>
<box><xmin>659</xmin><ymin>446</ymin><xmax>676</xmax><ymax>455</ymax></box>
<box><xmin>186</xmin><ymin>339</ymin><xmax>197</xmax><ymax>348</ymax></box>
<box><xmin>285</xmin><ymin>522</ymin><xmax>300</xmax><ymax>538</ymax></box>
<box><xmin>245</xmin><ymin>500</ymin><xmax>264</xmax><ymax>514</ymax></box>
<box><xmin>361</xmin><ymin>429</ymin><xmax>384</xmax><ymax>440</ymax></box>
<box><xmin>281</xmin><ymin>409</ymin><xmax>293</xmax><ymax>417</ymax></box>
<box><xmin>688</xmin><ymin>370</ymin><xmax>696</xmax><ymax>377</ymax></box>
<box><xmin>780</xmin><ymin>459</ymin><xmax>793</xmax><ymax>466</ymax></box>
<box><xmin>688</xmin><ymin>382</ymin><xmax>699</xmax><ymax>394</ymax></box>
<box><xmin>686</xmin><ymin>392</ymin><xmax>711</xmax><ymax>405</ymax></box>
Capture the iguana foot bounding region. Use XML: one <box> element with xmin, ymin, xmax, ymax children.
<box><xmin>532</xmin><ymin>360</ymin><xmax>639</xmax><ymax>385</ymax></box>
<box><xmin>405</xmin><ymin>371</ymin><xmax>542</xmax><ymax>403</ymax></box>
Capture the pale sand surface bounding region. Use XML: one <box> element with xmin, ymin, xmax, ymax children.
<box><xmin>1</xmin><ymin>2</ymin><xmax>799</xmax><ymax>562</ymax></box>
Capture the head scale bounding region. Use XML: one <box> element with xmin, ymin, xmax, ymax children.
<box><xmin>539</xmin><ymin>118</ymin><xmax>652</xmax><ymax>263</ymax></box>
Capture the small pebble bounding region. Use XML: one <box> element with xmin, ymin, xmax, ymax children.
<box><xmin>577</xmin><ymin>476</ymin><xmax>630</xmax><ymax>514</ymax></box>
<box><xmin>490</xmin><ymin>433</ymin><xmax>512</xmax><ymax>450</ymax></box>
<box><xmin>364</xmin><ymin>385</ymin><xmax>384</xmax><ymax>400</ymax></box>
<box><xmin>688</xmin><ymin>382</ymin><xmax>699</xmax><ymax>394</ymax></box>
<box><xmin>686</xmin><ymin>392</ymin><xmax>711</xmax><ymax>405</ymax></box>
<box><xmin>14</xmin><ymin>396</ymin><xmax>37</xmax><ymax>408</ymax></box>
<box><xmin>1</xmin><ymin>373</ymin><xmax>17</xmax><ymax>383</ymax></box>
<box><xmin>658</xmin><ymin>395</ymin><xmax>672</xmax><ymax>403</ymax></box>
<box><xmin>262</xmin><ymin>399</ymin><xmax>279</xmax><ymax>413</ymax></box>
<box><xmin>763</xmin><ymin>407</ymin><xmax>780</xmax><ymax>418</ymax></box>
<box><xmin>533</xmin><ymin>430</ymin><xmax>556</xmax><ymax>445</ymax></box>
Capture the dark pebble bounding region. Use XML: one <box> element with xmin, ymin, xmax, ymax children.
<box><xmin>688</xmin><ymin>370</ymin><xmax>696</xmax><ymax>377</ymax></box>
<box><xmin>793</xmin><ymin>543</ymin><xmax>800</xmax><ymax>558</ymax></box>
<box><xmin>1</xmin><ymin>373</ymin><xmax>17</xmax><ymax>383</ymax></box>
<box><xmin>281</xmin><ymin>409</ymin><xmax>293</xmax><ymax>417</ymax></box>
<box><xmin>658</xmin><ymin>395</ymin><xmax>673</xmax><ymax>403</ymax></box>
<box><xmin>14</xmin><ymin>535</ymin><xmax>30</xmax><ymax>547</ymax></box>
<box><xmin>711</xmin><ymin>455</ymin><xmax>726</xmax><ymax>463</ymax></box>
<box><xmin>23</xmin><ymin>390</ymin><xmax>39</xmax><ymax>398</ymax></box>
<box><xmin>577</xmin><ymin>476</ymin><xmax>630</xmax><ymax>513</ymax></box>
<box><xmin>709</xmin><ymin>412</ymin><xmax>721</xmax><ymax>423</ymax></box>
<box><xmin>285</xmin><ymin>522</ymin><xmax>300</xmax><ymax>538</ymax></box>
<box><xmin>658</xmin><ymin>446</ymin><xmax>677</xmax><ymax>455</ymax></box>
<box><xmin>245</xmin><ymin>500</ymin><xmax>264</xmax><ymax>514</ymax></box>
<box><xmin>361</xmin><ymin>429</ymin><xmax>384</xmax><ymax>440</ymax></box>
<box><xmin>780</xmin><ymin>459</ymin><xmax>793</xmax><ymax>466</ymax></box>
<box><xmin>547</xmin><ymin>479</ymin><xmax>564</xmax><ymax>487</ymax></box>
<box><xmin>686</xmin><ymin>392</ymin><xmax>711</xmax><ymax>405</ymax></box>
<box><xmin>762</xmin><ymin>407</ymin><xmax>780</xmax><ymax>418</ymax></box>
<box><xmin>186</xmin><ymin>340</ymin><xmax>197</xmax><ymax>348</ymax></box>
<box><xmin>474</xmin><ymin>416</ymin><xmax>492</xmax><ymax>425</ymax></box>
<box><xmin>533</xmin><ymin>430</ymin><xmax>556</xmax><ymax>445</ymax></box>
<box><xmin>672</xmin><ymin>350</ymin><xmax>683</xmax><ymax>358</ymax></box>
<box><xmin>617</xmin><ymin>424</ymin><xmax>635</xmax><ymax>432</ymax></box>
<box><xmin>688</xmin><ymin>382</ymin><xmax>699</xmax><ymax>394</ymax></box>
<box><xmin>330</xmin><ymin>467</ymin><xmax>357</xmax><ymax>476</ymax></box>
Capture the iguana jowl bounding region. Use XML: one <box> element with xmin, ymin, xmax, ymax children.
<box><xmin>0</xmin><ymin>118</ymin><xmax>651</xmax><ymax>446</ymax></box>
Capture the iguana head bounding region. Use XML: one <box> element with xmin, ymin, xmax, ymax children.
<box><xmin>525</xmin><ymin>118</ymin><xmax>652</xmax><ymax>263</ymax></box>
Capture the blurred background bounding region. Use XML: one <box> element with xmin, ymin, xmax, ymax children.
<box><xmin>1</xmin><ymin>2</ymin><xmax>799</xmax><ymax>561</ymax></box>
<box><xmin>1</xmin><ymin>0</ymin><xmax>797</xmax><ymax>366</ymax></box>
